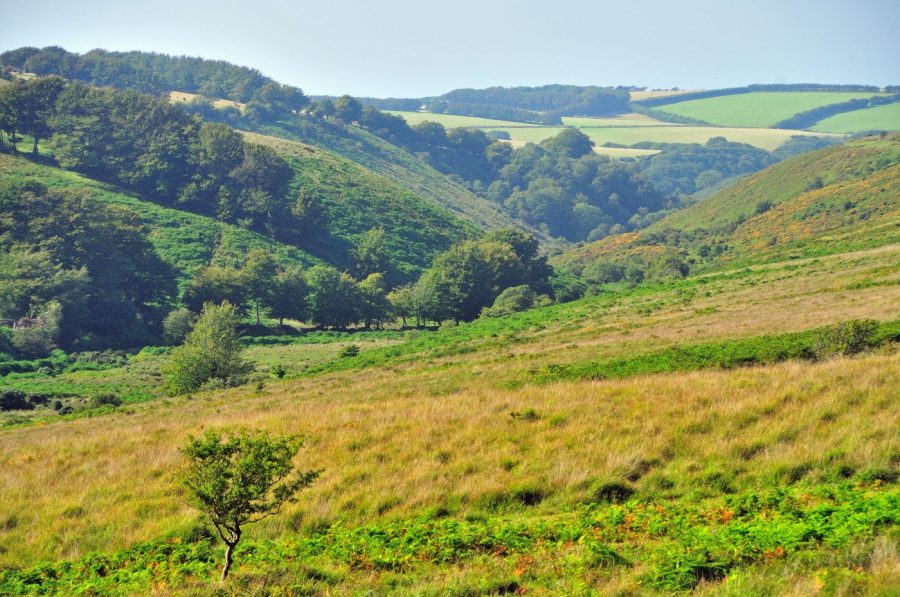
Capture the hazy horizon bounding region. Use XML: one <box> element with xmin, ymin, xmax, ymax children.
<box><xmin>3</xmin><ymin>0</ymin><xmax>899</xmax><ymax>97</ymax></box>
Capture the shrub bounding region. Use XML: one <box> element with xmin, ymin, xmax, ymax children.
<box><xmin>162</xmin><ymin>308</ymin><xmax>195</xmax><ymax>345</ymax></box>
<box><xmin>0</xmin><ymin>390</ymin><xmax>33</xmax><ymax>412</ymax></box>
<box><xmin>339</xmin><ymin>344</ymin><xmax>360</xmax><ymax>358</ymax></box>
<box><xmin>90</xmin><ymin>394</ymin><xmax>123</xmax><ymax>408</ymax></box>
<box><xmin>162</xmin><ymin>302</ymin><xmax>251</xmax><ymax>395</ymax></box>
<box><xmin>812</xmin><ymin>319</ymin><xmax>879</xmax><ymax>359</ymax></box>
<box><xmin>481</xmin><ymin>285</ymin><xmax>538</xmax><ymax>318</ymax></box>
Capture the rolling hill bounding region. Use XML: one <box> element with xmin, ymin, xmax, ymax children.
<box><xmin>0</xmin><ymin>153</ymin><xmax>322</xmax><ymax>288</ymax></box>
<box><xmin>556</xmin><ymin>133</ymin><xmax>900</xmax><ymax>274</ymax></box>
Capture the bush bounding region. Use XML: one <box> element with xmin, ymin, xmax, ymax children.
<box><xmin>162</xmin><ymin>308</ymin><xmax>195</xmax><ymax>345</ymax></box>
<box><xmin>813</xmin><ymin>319</ymin><xmax>879</xmax><ymax>359</ymax></box>
<box><xmin>0</xmin><ymin>390</ymin><xmax>33</xmax><ymax>412</ymax></box>
<box><xmin>162</xmin><ymin>302</ymin><xmax>251</xmax><ymax>395</ymax></box>
<box><xmin>339</xmin><ymin>344</ymin><xmax>360</xmax><ymax>358</ymax></box>
<box><xmin>481</xmin><ymin>285</ymin><xmax>538</xmax><ymax>318</ymax></box>
<box><xmin>90</xmin><ymin>394</ymin><xmax>123</xmax><ymax>408</ymax></box>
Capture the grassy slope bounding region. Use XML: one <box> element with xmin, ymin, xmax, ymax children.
<box><xmin>0</xmin><ymin>154</ymin><xmax>322</xmax><ymax>287</ymax></box>
<box><xmin>812</xmin><ymin>102</ymin><xmax>900</xmax><ymax>133</ymax></box>
<box><xmin>242</xmin><ymin>131</ymin><xmax>475</xmax><ymax>279</ymax></box>
<box><xmin>0</xmin><ymin>239</ymin><xmax>898</xmax><ymax>592</ymax></box>
<box><xmin>256</xmin><ymin>119</ymin><xmax>545</xmax><ymax>241</ymax></box>
<box><xmin>656</xmin><ymin>92</ymin><xmax>885</xmax><ymax>128</ymax></box>
<box><xmin>556</xmin><ymin>135</ymin><xmax>900</xmax><ymax>271</ymax></box>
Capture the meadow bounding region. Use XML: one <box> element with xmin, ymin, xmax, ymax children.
<box><xmin>812</xmin><ymin>102</ymin><xmax>900</xmax><ymax>133</ymax></box>
<box><xmin>654</xmin><ymin>91</ymin><xmax>886</xmax><ymax>128</ymax></box>
<box><xmin>1</xmin><ymin>237</ymin><xmax>898</xmax><ymax>592</ymax></box>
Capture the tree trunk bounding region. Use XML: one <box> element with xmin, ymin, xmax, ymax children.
<box><xmin>32</xmin><ymin>135</ymin><xmax>39</xmax><ymax>155</ymax></box>
<box><xmin>255</xmin><ymin>303</ymin><xmax>260</xmax><ymax>326</ymax></box>
<box><xmin>221</xmin><ymin>541</ymin><xmax>235</xmax><ymax>581</ymax></box>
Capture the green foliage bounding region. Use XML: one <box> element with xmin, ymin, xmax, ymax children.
<box><xmin>481</xmin><ymin>285</ymin><xmax>542</xmax><ymax>318</ymax></box>
<box><xmin>339</xmin><ymin>344</ymin><xmax>360</xmax><ymax>358</ymax></box>
<box><xmin>265</xmin><ymin>266</ymin><xmax>309</xmax><ymax>327</ymax></box>
<box><xmin>2</xmin><ymin>483</ymin><xmax>895</xmax><ymax>593</ymax></box>
<box><xmin>241</xmin><ymin>249</ymin><xmax>279</xmax><ymax>325</ymax></box>
<box><xmin>162</xmin><ymin>302</ymin><xmax>251</xmax><ymax>394</ymax></box>
<box><xmin>351</xmin><ymin>227</ymin><xmax>389</xmax><ymax>278</ymax></box>
<box><xmin>0</xmin><ymin>46</ymin><xmax>307</xmax><ymax>108</ymax></box>
<box><xmin>305</xmin><ymin>266</ymin><xmax>361</xmax><ymax>329</ymax></box>
<box><xmin>0</xmin><ymin>179</ymin><xmax>176</xmax><ymax>352</ymax></box>
<box><xmin>161</xmin><ymin>308</ymin><xmax>195</xmax><ymax>346</ymax></box>
<box><xmin>524</xmin><ymin>319</ymin><xmax>899</xmax><ymax>386</ymax></box>
<box><xmin>181</xmin><ymin>429</ymin><xmax>319</xmax><ymax>579</ymax></box>
<box><xmin>812</xmin><ymin>319</ymin><xmax>879</xmax><ymax>359</ymax></box>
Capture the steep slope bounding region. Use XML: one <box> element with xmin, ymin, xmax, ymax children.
<box><xmin>240</xmin><ymin>131</ymin><xmax>475</xmax><ymax>280</ymax></box>
<box><xmin>0</xmin><ymin>154</ymin><xmax>322</xmax><ymax>288</ymax></box>
<box><xmin>556</xmin><ymin>134</ymin><xmax>900</xmax><ymax>272</ymax></box>
<box><xmin>253</xmin><ymin>119</ymin><xmax>546</xmax><ymax>240</ymax></box>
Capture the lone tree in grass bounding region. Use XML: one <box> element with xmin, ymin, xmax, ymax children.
<box><xmin>162</xmin><ymin>301</ymin><xmax>251</xmax><ymax>394</ymax></box>
<box><xmin>182</xmin><ymin>430</ymin><xmax>319</xmax><ymax>581</ymax></box>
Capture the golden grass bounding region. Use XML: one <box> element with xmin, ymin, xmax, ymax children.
<box><xmin>1</xmin><ymin>245</ymin><xmax>898</xmax><ymax>567</ymax></box>
<box><xmin>168</xmin><ymin>90</ymin><xmax>243</xmax><ymax>111</ymax></box>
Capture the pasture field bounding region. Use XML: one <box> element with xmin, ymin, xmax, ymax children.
<box><xmin>387</xmin><ymin>109</ymin><xmax>839</xmax><ymax>153</ymax></box>
<box><xmin>655</xmin><ymin>91</ymin><xmax>886</xmax><ymax>128</ymax></box>
<box><xmin>812</xmin><ymin>102</ymin><xmax>900</xmax><ymax>133</ymax></box>
<box><xmin>1</xmin><ymin>235</ymin><xmax>898</xmax><ymax>595</ymax></box>
<box><xmin>561</xmin><ymin>114</ymin><xmax>672</xmax><ymax>127</ymax></box>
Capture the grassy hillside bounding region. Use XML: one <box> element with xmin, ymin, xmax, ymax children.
<box><xmin>254</xmin><ymin>119</ymin><xmax>543</xmax><ymax>241</ymax></box>
<box><xmin>649</xmin><ymin>135</ymin><xmax>900</xmax><ymax>233</ymax></box>
<box><xmin>241</xmin><ymin>131</ymin><xmax>475</xmax><ymax>280</ymax></box>
<box><xmin>655</xmin><ymin>91</ymin><xmax>885</xmax><ymax>128</ymax></box>
<box><xmin>1</xmin><ymin>237</ymin><xmax>898</xmax><ymax>592</ymax></box>
<box><xmin>0</xmin><ymin>154</ymin><xmax>321</xmax><ymax>288</ymax></box>
<box><xmin>812</xmin><ymin>102</ymin><xmax>900</xmax><ymax>133</ymax></box>
<box><xmin>557</xmin><ymin>135</ymin><xmax>900</xmax><ymax>275</ymax></box>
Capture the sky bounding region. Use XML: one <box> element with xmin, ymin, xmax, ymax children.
<box><xmin>2</xmin><ymin>0</ymin><xmax>898</xmax><ymax>97</ymax></box>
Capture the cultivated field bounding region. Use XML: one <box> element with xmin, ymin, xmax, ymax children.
<box><xmin>388</xmin><ymin>110</ymin><xmax>839</xmax><ymax>152</ymax></box>
<box><xmin>654</xmin><ymin>91</ymin><xmax>886</xmax><ymax>128</ymax></box>
<box><xmin>812</xmin><ymin>102</ymin><xmax>900</xmax><ymax>133</ymax></box>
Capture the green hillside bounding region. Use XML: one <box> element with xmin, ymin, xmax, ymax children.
<box><xmin>241</xmin><ymin>131</ymin><xmax>475</xmax><ymax>279</ymax></box>
<box><xmin>653</xmin><ymin>91</ymin><xmax>885</xmax><ymax>128</ymax></box>
<box><xmin>555</xmin><ymin>134</ymin><xmax>900</xmax><ymax>273</ymax></box>
<box><xmin>254</xmin><ymin>120</ymin><xmax>541</xmax><ymax>240</ymax></box>
<box><xmin>812</xmin><ymin>102</ymin><xmax>900</xmax><ymax>133</ymax></box>
<box><xmin>0</xmin><ymin>153</ymin><xmax>321</xmax><ymax>288</ymax></box>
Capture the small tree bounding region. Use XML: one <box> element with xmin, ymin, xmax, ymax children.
<box><xmin>181</xmin><ymin>430</ymin><xmax>319</xmax><ymax>581</ymax></box>
<box><xmin>162</xmin><ymin>308</ymin><xmax>195</xmax><ymax>345</ymax></box>
<box><xmin>162</xmin><ymin>301</ymin><xmax>251</xmax><ymax>394</ymax></box>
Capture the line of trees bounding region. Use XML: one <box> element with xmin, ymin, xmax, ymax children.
<box><xmin>174</xmin><ymin>229</ymin><xmax>554</xmax><ymax>333</ymax></box>
<box><xmin>0</xmin><ymin>46</ymin><xmax>307</xmax><ymax>111</ymax></box>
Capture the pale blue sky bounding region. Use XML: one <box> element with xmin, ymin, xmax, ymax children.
<box><xmin>2</xmin><ymin>0</ymin><xmax>898</xmax><ymax>97</ymax></box>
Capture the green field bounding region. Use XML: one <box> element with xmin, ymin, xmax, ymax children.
<box><xmin>389</xmin><ymin>110</ymin><xmax>838</xmax><ymax>152</ymax></box>
<box><xmin>812</xmin><ymin>102</ymin><xmax>900</xmax><ymax>133</ymax></box>
<box><xmin>656</xmin><ymin>91</ymin><xmax>885</xmax><ymax>128</ymax></box>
